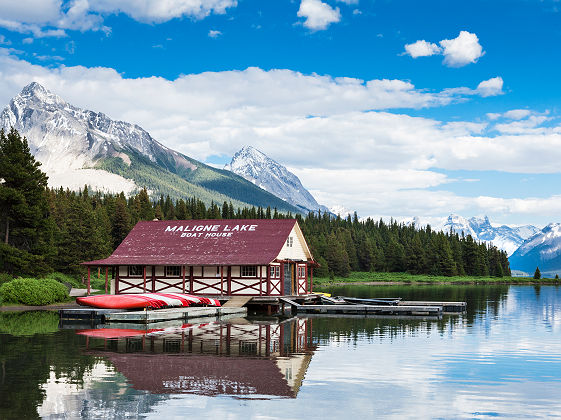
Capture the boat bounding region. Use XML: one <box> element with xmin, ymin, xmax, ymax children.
<box><xmin>341</xmin><ymin>296</ymin><xmax>401</xmax><ymax>306</ymax></box>
<box><xmin>76</xmin><ymin>292</ymin><xmax>221</xmax><ymax>310</ymax></box>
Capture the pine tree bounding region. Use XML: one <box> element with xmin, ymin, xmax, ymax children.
<box><xmin>137</xmin><ymin>188</ymin><xmax>154</xmax><ymax>220</ymax></box>
<box><xmin>111</xmin><ymin>195</ymin><xmax>130</xmax><ymax>248</ymax></box>
<box><xmin>534</xmin><ymin>267</ymin><xmax>541</xmax><ymax>280</ymax></box>
<box><xmin>0</xmin><ymin>128</ymin><xmax>52</xmax><ymax>274</ymax></box>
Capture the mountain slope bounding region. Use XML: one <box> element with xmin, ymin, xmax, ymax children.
<box><xmin>509</xmin><ymin>223</ymin><xmax>561</xmax><ymax>275</ymax></box>
<box><xmin>225</xmin><ymin>146</ymin><xmax>329</xmax><ymax>213</ymax></box>
<box><xmin>0</xmin><ymin>82</ymin><xmax>301</xmax><ymax>213</ymax></box>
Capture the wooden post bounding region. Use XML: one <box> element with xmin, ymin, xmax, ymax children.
<box><xmin>259</xmin><ymin>265</ymin><xmax>263</xmax><ymax>296</ymax></box>
<box><xmin>182</xmin><ymin>265</ymin><xmax>186</xmax><ymax>293</ymax></box>
<box><xmin>87</xmin><ymin>266</ymin><xmax>91</xmax><ymax>295</ymax></box>
<box><xmin>105</xmin><ymin>267</ymin><xmax>108</xmax><ymax>294</ymax></box>
<box><xmin>151</xmin><ymin>265</ymin><xmax>156</xmax><ymax>293</ymax></box>
<box><xmin>143</xmin><ymin>266</ymin><xmax>146</xmax><ymax>293</ymax></box>
<box><xmin>227</xmin><ymin>266</ymin><xmax>232</xmax><ymax>295</ymax></box>
<box><xmin>189</xmin><ymin>266</ymin><xmax>194</xmax><ymax>293</ymax></box>
<box><xmin>266</xmin><ymin>265</ymin><xmax>271</xmax><ymax>296</ymax></box>
<box><xmin>280</xmin><ymin>262</ymin><xmax>285</xmax><ymax>296</ymax></box>
<box><xmin>310</xmin><ymin>266</ymin><xmax>314</xmax><ymax>292</ymax></box>
<box><xmin>220</xmin><ymin>266</ymin><xmax>224</xmax><ymax>296</ymax></box>
<box><xmin>115</xmin><ymin>266</ymin><xmax>119</xmax><ymax>295</ymax></box>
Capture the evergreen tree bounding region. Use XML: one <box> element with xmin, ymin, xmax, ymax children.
<box><xmin>137</xmin><ymin>188</ymin><xmax>154</xmax><ymax>220</ymax></box>
<box><xmin>111</xmin><ymin>195</ymin><xmax>130</xmax><ymax>248</ymax></box>
<box><xmin>534</xmin><ymin>267</ymin><xmax>541</xmax><ymax>280</ymax></box>
<box><xmin>0</xmin><ymin>128</ymin><xmax>52</xmax><ymax>274</ymax></box>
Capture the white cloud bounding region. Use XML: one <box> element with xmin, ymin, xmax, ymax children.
<box><xmin>0</xmin><ymin>0</ymin><xmax>238</xmax><ymax>37</ymax></box>
<box><xmin>337</xmin><ymin>0</ymin><xmax>359</xmax><ymax>4</ymax></box>
<box><xmin>0</xmin><ymin>53</ymin><xmax>559</xmax><ymax>224</ymax></box>
<box><xmin>476</xmin><ymin>76</ymin><xmax>503</xmax><ymax>97</ymax></box>
<box><xmin>503</xmin><ymin>109</ymin><xmax>533</xmax><ymax>120</ymax></box>
<box><xmin>208</xmin><ymin>29</ymin><xmax>222</xmax><ymax>38</ymax></box>
<box><xmin>404</xmin><ymin>31</ymin><xmax>484</xmax><ymax>67</ymax></box>
<box><xmin>297</xmin><ymin>0</ymin><xmax>341</xmax><ymax>30</ymax></box>
<box><xmin>404</xmin><ymin>40</ymin><xmax>441</xmax><ymax>58</ymax></box>
<box><xmin>91</xmin><ymin>0</ymin><xmax>238</xmax><ymax>23</ymax></box>
<box><xmin>439</xmin><ymin>31</ymin><xmax>484</xmax><ymax>67</ymax></box>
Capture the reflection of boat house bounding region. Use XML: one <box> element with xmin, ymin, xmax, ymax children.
<box><xmin>83</xmin><ymin>318</ymin><xmax>315</xmax><ymax>398</ymax></box>
<box><xmin>83</xmin><ymin>219</ymin><xmax>315</xmax><ymax>296</ymax></box>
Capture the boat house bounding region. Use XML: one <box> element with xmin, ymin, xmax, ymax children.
<box><xmin>83</xmin><ymin>219</ymin><xmax>315</xmax><ymax>296</ymax></box>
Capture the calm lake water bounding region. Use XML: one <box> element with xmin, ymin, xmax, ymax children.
<box><xmin>1</xmin><ymin>285</ymin><xmax>561</xmax><ymax>419</ymax></box>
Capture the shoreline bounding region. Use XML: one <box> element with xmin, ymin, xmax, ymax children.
<box><xmin>316</xmin><ymin>280</ymin><xmax>561</xmax><ymax>286</ymax></box>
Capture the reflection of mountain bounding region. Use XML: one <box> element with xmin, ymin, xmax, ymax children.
<box><xmin>83</xmin><ymin>318</ymin><xmax>315</xmax><ymax>399</ymax></box>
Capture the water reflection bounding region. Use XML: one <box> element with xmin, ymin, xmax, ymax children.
<box><xmin>1</xmin><ymin>286</ymin><xmax>561</xmax><ymax>419</ymax></box>
<box><xmin>79</xmin><ymin>318</ymin><xmax>315</xmax><ymax>399</ymax></box>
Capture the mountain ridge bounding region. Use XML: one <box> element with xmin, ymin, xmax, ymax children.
<box><xmin>1</xmin><ymin>82</ymin><xmax>301</xmax><ymax>213</ymax></box>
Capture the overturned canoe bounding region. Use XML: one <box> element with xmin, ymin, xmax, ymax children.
<box><xmin>76</xmin><ymin>293</ymin><xmax>221</xmax><ymax>309</ymax></box>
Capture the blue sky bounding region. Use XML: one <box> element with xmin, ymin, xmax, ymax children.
<box><xmin>1</xmin><ymin>0</ymin><xmax>561</xmax><ymax>225</ymax></box>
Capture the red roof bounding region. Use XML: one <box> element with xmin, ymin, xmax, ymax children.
<box><xmin>83</xmin><ymin>219</ymin><xmax>306</xmax><ymax>266</ymax></box>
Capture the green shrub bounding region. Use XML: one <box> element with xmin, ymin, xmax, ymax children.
<box><xmin>43</xmin><ymin>272</ymin><xmax>82</xmax><ymax>288</ymax></box>
<box><xmin>0</xmin><ymin>278</ymin><xmax>70</xmax><ymax>306</ymax></box>
<box><xmin>0</xmin><ymin>272</ymin><xmax>14</xmax><ymax>285</ymax></box>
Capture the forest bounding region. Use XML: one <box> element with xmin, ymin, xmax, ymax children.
<box><xmin>0</xmin><ymin>127</ymin><xmax>511</xmax><ymax>279</ymax></box>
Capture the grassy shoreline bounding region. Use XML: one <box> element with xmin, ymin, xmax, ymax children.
<box><xmin>313</xmin><ymin>272</ymin><xmax>561</xmax><ymax>286</ymax></box>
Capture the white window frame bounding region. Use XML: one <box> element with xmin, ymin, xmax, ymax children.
<box><xmin>286</xmin><ymin>237</ymin><xmax>293</xmax><ymax>247</ymax></box>
<box><xmin>165</xmin><ymin>266</ymin><xmax>182</xmax><ymax>277</ymax></box>
<box><xmin>241</xmin><ymin>265</ymin><xmax>257</xmax><ymax>277</ymax></box>
<box><xmin>298</xmin><ymin>266</ymin><xmax>306</xmax><ymax>279</ymax></box>
<box><xmin>269</xmin><ymin>265</ymin><xmax>280</xmax><ymax>279</ymax></box>
<box><xmin>128</xmin><ymin>265</ymin><xmax>144</xmax><ymax>277</ymax></box>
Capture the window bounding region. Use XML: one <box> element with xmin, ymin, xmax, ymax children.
<box><xmin>128</xmin><ymin>265</ymin><xmax>144</xmax><ymax>277</ymax></box>
<box><xmin>286</xmin><ymin>237</ymin><xmax>293</xmax><ymax>247</ymax></box>
<box><xmin>269</xmin><ymin>265</ymin><xmax>280</xmax><ymax>279</ymax></box>
<box><xmin>241</xmin><ymin>265</ymin><xmax>257</xmax><ymax>277</ymax></box>
<box><xmin>298</xmin><ymin>266</ymin><xmax>306</xmax><ymax>279</ymax></box>
<box><xmin>165</xmin><ymin>266</ymin><xmax>182</xmax><ymax>277</ymax></box>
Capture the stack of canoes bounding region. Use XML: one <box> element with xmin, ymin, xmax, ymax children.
<box><xmin>76</xmin><ymin>293</ymin><xmax>221</xmax><ymax>310</ymax></box>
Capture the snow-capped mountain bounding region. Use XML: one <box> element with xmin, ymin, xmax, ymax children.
<box><xmin>509</xmin><ymin>223</ymin><xmax>561</xmax><ymax>276</ymax></box>
<box><xmin>0</xmin><ymin>82</ymin><xmax>300</xmax><ymax>213</ymax></box>
<box><xmin>225</xmin><ymin>146</ymin><xmax>329</xmax><ymax>213</ymax></box>
<box><xmin>408</xmin><ymin>214</ymin><xmax>539</xmax><ymax>256</ymax></box>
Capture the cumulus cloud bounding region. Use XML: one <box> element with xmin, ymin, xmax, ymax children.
<box><xmin>0</xmin><ymin>53</ymin><xmax>557</xmax><ymax>223</ymax></box>
<box><xmin>404</xmin><ymin>40</ymin><xmax>441</xmax><ymax>58</ymax></box>
<box><xmin>440</xmin><ymin>31</ymin><xmax>484</xmax><ymax>67</ymax></box>
<box><xmin>208</xmin><ymin>29</ymin><xmax>222</xmax><ymax>38</ymax></box>
<box><xmin>404</xmin><ymin>31</ymin><xmax>484</xmax><ymax>67</ymax></box>
<box><xmin>297</xmin><ymin>0</ymin><xmax>341</xmax><ymax>30</ymax></box>
<box><xmin>0</xmin><ymin>0</ymin><xmax>237</xmax><ymax>37</ymax></box>
<box><xmin>476</xmin><ymin>76</ymin><xmax>503</xmax><ymax>97</ymax></box>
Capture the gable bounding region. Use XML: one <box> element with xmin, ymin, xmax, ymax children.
<box><xmin>275</xmin><ymin>223</ymin><xmax>313</xmax><ymax>261</ymax></box>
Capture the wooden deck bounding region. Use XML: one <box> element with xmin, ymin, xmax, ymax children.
<box><xmin>60</xmin><ymin>306</ymin><xmax>247</xmax><ymax>324</ymax></box>
<box><xmin>280</xmin><ymin>298</ymin><xmax>443</xmax><ymax>316</ymax></box>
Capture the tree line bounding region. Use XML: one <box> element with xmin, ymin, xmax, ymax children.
<box><xmin>0</xmin><ymin>127</ymin><xmax>510</xmax><ymax>278</ymax></box>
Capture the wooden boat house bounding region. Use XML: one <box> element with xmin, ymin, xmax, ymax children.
<box><xmin>83</xmin><ymin>219</ymin><xmax>316</xmax><ymax>296</ymax></box>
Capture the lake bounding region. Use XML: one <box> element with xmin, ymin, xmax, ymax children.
<box><xmin>1</xmin><ymin>285</ymin><xmax>560</xmax><ymax>419</ymax></box>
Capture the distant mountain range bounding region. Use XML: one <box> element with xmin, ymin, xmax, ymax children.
<box><xmin>0</xmin><ymin>82</ymin><xmax>300</xmax><ymax>213</ymax></box>
<box><xmin>224</xmin><ymin>146</ymin><xmax>329</xmax><ymax>214</ymax></box>
<box><xmin>509</xmin><ymin>224</ymin><xmax>561</xmax><ymax>276</ymax></box>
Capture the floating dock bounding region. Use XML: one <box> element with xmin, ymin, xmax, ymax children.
<box><xmin>60</xmin><ymin>306</ymin><xmax>247</xmax><ymax>324</ymax></box>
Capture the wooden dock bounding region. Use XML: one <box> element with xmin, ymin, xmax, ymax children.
<box><xmin>60</xmin><ymin>306</ymin><xmax>247</xmax><ymax>324</ymax></box>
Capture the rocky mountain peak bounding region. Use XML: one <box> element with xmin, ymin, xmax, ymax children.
<box><xmin>225</xmin><ymin>145</ymin><xmax>329</xmax><ymax>214</ymax></box>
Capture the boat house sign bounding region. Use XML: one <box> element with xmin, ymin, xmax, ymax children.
<box><xmin>165</xmin><ymin>224</ymin><xmax>258</xmax><ymax>238</ymax></box>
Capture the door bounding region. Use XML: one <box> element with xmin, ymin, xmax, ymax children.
<box><xmin>283</xmin><ymin>263</ymin><xmax>293</xmax><ymax>295</ymax></box>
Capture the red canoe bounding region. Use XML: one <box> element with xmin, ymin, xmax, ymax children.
<box><xmin>76</xmin><ymin>293</ymin><xmax>221</xmax><ymax>309</ymax></box>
